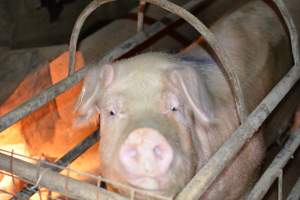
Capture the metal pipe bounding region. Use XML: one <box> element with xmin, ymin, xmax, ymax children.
<box><xmin>287</xmin><ymin>176</ymin><xmax>300</xmax><ymax>200</ymax></box>
<box><xmin>175</xmin><ymin>63</ymin><xmax>300</xmax><ymax>200</ymax></box>
<box><xmin>246</xmin><ymin>127</ymin><xmax>300</xmax><ymax>200</ymax></box>
<box><xmin>0</xmin><ymin>0</ymin><xmax>205</xmax><ymax>132</ymax></box>
<box><xmin>273</xmin><ymin>0</ymin><xmax>300</xmax><ymax>64</ymax></box>
<box><xmin>278</xmin><ymin>170</ymin><xmax>283</xmax><ymax>200</ymax></box>
<box><xmin>137</xmin><ymin>0</ymin><xmax>146</xmax><ymax>32</ymax></box>
<box><xmin>0</xmin><ymin>152</ymin><xmax>128</xmax><ymax>200</ymax></box>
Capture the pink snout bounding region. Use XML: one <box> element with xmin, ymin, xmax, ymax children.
<box><xmin>119</xmin><ymin>128</ymin><xmax>174</xmax><ymax>178</ymax></box>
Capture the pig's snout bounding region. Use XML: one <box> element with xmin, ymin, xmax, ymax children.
<box><xmin>119</xmin><ymin>128</ymin><xmax>173</xmax><ymax>178</ymax></box>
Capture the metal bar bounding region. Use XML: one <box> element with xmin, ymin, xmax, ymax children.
<box><xmin>287</xmin><ymin>176</ymin><xmax>300</xmax><ymax>200</ymax></box>
<box><xmin>11</xmin><ymin>129</ymin><xmax>100</xmax><ymax>200</ymax></box>
<box><xmin>278</xmin><ymin>170</ymin><xmax>283</xmax><ymax>200</ymax></box>
<box><xmin>0</xmin><ymin>0</ymin><xmax>204</xmax><ymax>133</ymax></box>
<box><xmin>273</xmin><ymin>0</ymin><xmax>300</xmax><ymax>64</ymax></box>
<box><xmin>246</xmin><ymin>127</ymin><xmax>300</xmax><ymax>200</ymax></box>
<box><xmin>147</xmin><ymin>0</ymin><xmax>247</xmax><ymax>122</ymax></box>
<box><xmin>137</xmin><ymin>0</ymin><xmax>146</xmax><ymax>32</ymax></box>
<box><xmin>176</xmin><ymin>63</ymin><xmax>300</xmax><ymax>200</ymax></box>
<box><xmin>68</xmin><ymin>0</ymin><xmax>247</xmax><ymax>123</ymax></box>
<box><xmin>68</xmin><ymin>0</ymin><xmax>206</xmax><ymax>75</ymax></box>
<box><xmin>0</xmin><ymin>68</ymin><xmax>86</xmax><ymax>132</ymax></box>
<box><xmin>0</xmin><ymin>152</ymin><xmax>128</xmax><ymax>200</ymax></box>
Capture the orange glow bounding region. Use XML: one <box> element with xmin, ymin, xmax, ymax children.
<box><xmin>0</xmin><ymin>51</ymin><xmax>100</xmax><ymax>199</ymax></box>
<box><xmin>0</xmin><ymin>125</ymin><xmax>30</xmax><ymax>200</ymax></box>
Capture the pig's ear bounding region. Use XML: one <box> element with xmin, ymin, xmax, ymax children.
<box><xmin>75</xmin><ymin>64</ymin><xmax>114</xmax><ymax>126</ymax></box>
<box><xmin>168</xmin><ymin>66</ymin><xmax>215</xmax><ymax>159</ymax></box>
<box><xmin>169</xmin><ymin>66</ymin><xmax>214</xmax><ymax>124</ymax></box>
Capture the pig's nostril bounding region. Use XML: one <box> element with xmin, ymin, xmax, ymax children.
<box><xmin>153</xmin><ymin>145</ymin><xmax>163</xmax><ymax>159</ymax></box>
<box><xmin>127</xmin><ymin>148</ymin><xmax>137</xmax><ymax>158</ymax></box>
<box><xmin>122</xmin><ymin>146</ymin><xmax>138</xmax><ymax>160</ymax></box>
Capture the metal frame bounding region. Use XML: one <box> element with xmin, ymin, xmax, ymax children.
<box><xmin>247</xmin><ymin>127</ymin><xmax>300</xmax><ymax>200</ymax></box>
<box><xmin>0</xmin><ymin>151</ymin><xmax>128</xmax><ymax>200</ymax></box>
<box><xmin>0</xmin><ymin>0</ymin><xmax>299</xmax><ymax>199</ymax></box>
<box><xmin>11</xmin><ymin>129</ymin><xmax>100</xmax><ymax>199</ymax></box>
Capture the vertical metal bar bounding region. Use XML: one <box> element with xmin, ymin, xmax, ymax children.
<box><xmin>246</xmin><ymin>127</ymin><xmax>300</xmax><ymax>200</ymax></box>
<box><xmin>287</xmin><ymin>176</ymin><xmax>300</xmax><ymax>200</ymax></box>
<box><xmin>278</xmin><ymin>170</ymin><xmax>283</xmax><ymax>200</ymax></box>
<box><xmin>273</xmin><ymin>0</ymin><xmax>300</xmax><ymax>64</ymax></box>
<box><xmin>137</xmin><ymin>0</ymin><xmax>146</xmax><ymax>32</ymax></box>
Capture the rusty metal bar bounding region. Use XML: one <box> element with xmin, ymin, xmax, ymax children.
<box><xmin>0</xmin><ymin>152</ymin><xmax>128</xmax><ymax>200</ymax></box>
<box><xmin>137</xmin><ymin>0</ymin><xmax>146</xmax><ymax>32</ymax></box>
<box><xmin>287</xmin><ymin>176</ymin><xmax>300</xmax><ymax>200</ymax></box>
<box><xmin>0</xmin><ymin>0</ymin><xmax>205</xmax><ymax>132</ymax></box>
<box><xmin>11</xmin><ymin>129</ymin><xmax>100</xmax><ymax>200</ymax></box>
<box><xmin>246</xmin><ymin>127</ymin><xmax>300</xmax><ymax>200</ymax></box>
<box><xmin>176</xmin><ymin>65</ymin><xmax>300</xmax><ymax>200</ymax></box>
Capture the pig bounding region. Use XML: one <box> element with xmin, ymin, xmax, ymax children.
<box><xmin>75</xmin><ymin>0</ymin><xmax>300</xmax><ymax>199</ymax></box>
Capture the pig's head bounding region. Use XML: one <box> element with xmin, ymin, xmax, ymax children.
<box><xmin>75</xmin><ymin>53</ymin><xmax>215</xmax><ymax>197</ymax></box>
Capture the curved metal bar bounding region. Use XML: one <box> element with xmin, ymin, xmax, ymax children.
<box><xmin>67</xmin><ymin>0</ymin><xmax>247</xmax><ymax>123</ymax></box>
<box><xmin>144</xmin><ymin>0</ymin><xmax>246</xmax><ymax>122</ymax></box>
<box><xmin>68</xmin><ymin>0</ymin><xmax>114</xmax><ymax>75</ymax></box>
<box><xmin>273</xmin><ymin>0</ymin><xmax>299</xmax><ymax>65</ymax></box>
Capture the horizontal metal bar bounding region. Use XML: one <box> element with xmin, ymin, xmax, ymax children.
<box><xmin>287</xmin><ymin>176</ymin><xmax>300</xmax><ymax>200</ymax></box>
<box><xmin>176</xmin><ymin>63</ymin><xmax>300</xmax><ymax>200</ymax></box>
<box><xmin>0</xmin><ymin>0</ymin><xmax>204</xmax><ymax>133</ymax></box>
<box><xmin>0</xmin><ymin>152</ymin><xmax>128</xmax><ymax>200</ymax></box>
<box><xmin>12</xmin><ymin>129</ymin><xmax>100</xmax><ymax>200</ymax></box>
<box><xmin>246</xmin><ymin>126</ymin><xmax>300</xmax><ymax>200</ymax></box>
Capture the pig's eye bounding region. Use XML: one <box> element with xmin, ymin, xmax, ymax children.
<box><xmin>109</xmin><ymin>110</ymin><xmax>116</xmax><ymax>116</ymax></box>
<box><xmin>171</xmin><ymin>106</ymin><xmax>178</xmax><ymax>112</ymax></box>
